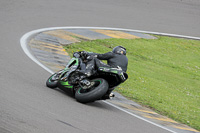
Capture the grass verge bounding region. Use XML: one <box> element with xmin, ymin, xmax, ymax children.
<box><xmin>63</xmin><ymin>36</ymin><xmax>200</xmax><ymax>131</ymax></box>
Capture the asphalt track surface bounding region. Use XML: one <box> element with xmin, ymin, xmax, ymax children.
<box><xmin>1</xmin><ymin>0</ymin><xmax>200</xmax><ymax>133</ymax></box>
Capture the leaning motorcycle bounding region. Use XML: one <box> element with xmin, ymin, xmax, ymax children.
<box><xmin>46</xmin><ymin>51</ymin><xmax>128</xmax><ymax>103</ymax></box>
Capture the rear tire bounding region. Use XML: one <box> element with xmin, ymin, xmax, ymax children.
<box><xmin>75</xmin><ymin>78</ymin><xmax>108</xmax><ymax>103</ymax></box>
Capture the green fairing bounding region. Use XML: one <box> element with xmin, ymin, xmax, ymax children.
<box><xmin>74</xmin><ymin>59</ymin><xmax>79</xmax><ymax>65</ymax></box>
<box><xmin>111</xmin><ymin>70</ymin><xmax>118</xmax><ymax>74</ymax></box>
<box><xmin>60</xmin><ymin>81</ymin><xmax>73</xmax><ymax>88</ymax></box>
<box><xmin>60</xmin><ymin>81</ymin><xmax>70</xmax><ymax>86</ymax></box>
<box><xmin>68</xmin><ymin>58</ymin><xmax>76</xmax><ymax>65</ymax></box>
<box><xmin>65</xmin><ymin>58</ymin><xmax>79</xmax><ymax>69</ymax></box>
<box><xmin>64</xmin><ymin>68</ymin><xmax>70</xmax><ymax>71</ymax></box>
<box><xmin>65</xmin><ymin>86</ymin><xmax>73</xmax><ymax>88</ymax></box>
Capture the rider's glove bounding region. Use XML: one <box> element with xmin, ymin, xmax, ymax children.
<box><xmin>73</xmin><ymin>52</ymin><xmax>80</xmax><ymax>58</ymax></box>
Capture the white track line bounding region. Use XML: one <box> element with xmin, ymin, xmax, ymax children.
<box><xmin>21</xmin><ymin>27</ymin><xmax>200</xmax><ymax>133</ymax></box>
<box><xmin>20</xmin><ymin>30</ymin><xmax>53</xmax><ymax>74</ymax></box>
<box><xmin>104</xmin><ymin>101</ymin><xmax>177</xmax><ymax>133</ymax></box>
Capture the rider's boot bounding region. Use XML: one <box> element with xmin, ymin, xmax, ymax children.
<box><xmin>109</xmin><ymin>93</ymin><xmax>115</xmax><ymax>98</ymax></box>
<box><xmin>101</xmin><ymin>92</ymin><xmax>115</xmax><ymax>100</ymax></box>
<box><xmin>101</xmin><ymin>87</ymin><xmax>115</xmax><ymax>100</ymax></box>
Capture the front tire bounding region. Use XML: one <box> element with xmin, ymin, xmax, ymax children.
<box><xmin>75</xmin><ymin>78</ymin><xmax>108</xmax><ymax>103</ymax></box>
<box><xmin>46</xmin><ymin>73</ymin><xmax>59</xmax><ymax>88</ymax></box>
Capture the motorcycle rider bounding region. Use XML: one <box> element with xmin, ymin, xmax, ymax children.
<box><xmin>78</xmin><ymin>46</ymin><xmax>128</xmax><ymax>99</ymax></box>
<box><xmin>79</xmin><ymin>45</ymin><xmax>128</xmax><ymax>76</ymax></box>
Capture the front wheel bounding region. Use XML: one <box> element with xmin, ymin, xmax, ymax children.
<box><xmin>75</xmin><ymin>78</ymin><xmax>108</xmax><ymax>103</ymax></box>
<box><xmin>46</xmin><ymin>70</ymin><xmax>63</xmax><ymax>88</ymax></box>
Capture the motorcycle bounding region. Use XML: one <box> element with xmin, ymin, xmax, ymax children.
<box><xmin>46</xmin><ymin>51</ymin><xmax>128</xmax><ymax>103</ymax></box>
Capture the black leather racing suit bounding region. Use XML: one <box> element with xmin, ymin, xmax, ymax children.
<box><xmin>94</xmin><ymin>52</ymin><xmax>128</xmax><ymax>72</ymax></box>
<box><xmin>79</xmin><ymin>51</ymin><xmax>128</xmax><ymax>77</ymax></box>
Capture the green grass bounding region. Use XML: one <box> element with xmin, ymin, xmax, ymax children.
<box><xmin>63</xmin><ymin>36</ymin><xmax>200</xmax><ymax>131</ymax></box>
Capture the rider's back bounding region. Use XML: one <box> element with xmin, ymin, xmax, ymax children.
<box><xmin>96</xmin><ymin>52</ymin><xmax>128</xmax><ymax>72</ymax></box>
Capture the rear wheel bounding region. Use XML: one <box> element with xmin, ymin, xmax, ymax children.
<box><xmin>75</xmin><ymin>78</ymin><xmax>108</xmax><ymax>103</ymax></box>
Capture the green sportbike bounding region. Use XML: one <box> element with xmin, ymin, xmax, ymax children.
<box><xmin>46</xmin><ymin>51</ymin><xmax>128</xmax><ymax>103</ymax></box>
